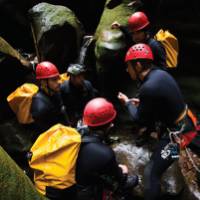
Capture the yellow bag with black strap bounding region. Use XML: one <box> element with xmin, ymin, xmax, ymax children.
<box><xmin>28</xmin><ymin>123</ymin><xmax>81</xmax><ymax>195</ymax></box>
<box><xmin>154</xmin><ymin>29</ymin><xmax>179</xmax><ymax>68</ymax></box>
<box><xmin>6</xmin><ymin>74</ymin><xmax>69</xmax><ymax>125</ymax></box>
<box><xmin>7</xmin><ymin>83</ymin><xmax>39</xmax><ymax>124</ymax></box>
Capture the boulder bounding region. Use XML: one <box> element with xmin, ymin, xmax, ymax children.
<box><xmin>29</xmin><ymin>2</ymin><xmax>84</xmax><ymax>72</ymax></box>
<box><xmin>0</xmin><ymin>146</ymin><xmax>47</xmax><ymax>200</ymax></box>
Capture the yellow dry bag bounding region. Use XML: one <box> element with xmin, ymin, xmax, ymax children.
<box><xmin>29</xmin><ymin>124</ymin><xmax>81</xmax><ymax>195</ymax></box>
<box><xmin>6</xmin><ymin>73</ymin><xmax>68</xmax><ymax>125</ymax></box>
<box><xmin>7</xmin><ymin>83</ymin><xmax>39</xmax><ymax>124</ymax></box>
<box><xmin>154</xmin><ymin>29</ymin><xmax>179</xmax><ymax>68</ymax></box>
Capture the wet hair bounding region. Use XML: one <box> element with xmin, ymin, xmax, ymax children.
<box><xmin>130</xmin><ymin>59</ymin><xmax>153</xmax><ymax>69</ymax></box>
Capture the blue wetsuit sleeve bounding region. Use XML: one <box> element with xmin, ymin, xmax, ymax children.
<box><xmin>125</xmin><ymin>101</ymin><xmax>138</xmax><ymax>121</ymax></box>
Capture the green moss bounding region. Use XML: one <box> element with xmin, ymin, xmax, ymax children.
<box><xmin>0</xmin><ymin>146</ymin><xmax>47</xmax><ymax>200</ymax></box>
<box><xmin>29</xmin><ymin>3</ymin><xmax>83</xmax><ymax>44</ymax></box>
<box><xmin>95</xmin><ymin>0</ymin><xmax>136</xmax><ymax>38</ymax></box>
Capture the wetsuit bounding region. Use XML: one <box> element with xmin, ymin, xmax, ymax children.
<box><xmin>120</xmin><ymin>26</ymin><xmax>167</xmax><ymax>69</ymax></box>
<box><xmin>61</xmin><ymin>80</ymin><xmax>98</xmax><ymax>126</ymax></box>
<box><xmin>76</xmin><ymin>134</ymin><xmax>126</xmax><ymax>200</ymax></box>
<box><xmin>125</xmin><ymin>68</ymin><xmax>194</xmax><ymax>200</ymax></box>
<box><xmin>45</xmin><ymin>134</ymin><xmax>126</xmax><ymax>200</ymax></box>
<box><xmin>31</xmin><ymin>90</ymin><xmax>68</xmax><ymax>135</ymax></box>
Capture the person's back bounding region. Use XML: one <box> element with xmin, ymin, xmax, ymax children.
<box><xmin>76</xmin><ymin>135</ymin><xmax>123</xmax><ymax>185</ymax></box>
<box><xmin>136</xmin><ymin>68</ymin><xmax>185</xmax><ymax>127</ymax></box>
<box><xmin>118</xmin><ymin>43</ymin><xmax>196</xmax><ymax>200</ymax></box>
<box><xmin>76</xmin><ymin>98</ymin><xmax>138</xmax><ymax>200</ymax></box>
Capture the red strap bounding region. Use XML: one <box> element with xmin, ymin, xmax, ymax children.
<box><xmin>180</xmin><ymin>131</ymin><xmax>197</xmax><ymax>149</ymax></box>
<box><xmin>196</xmin><ymin>124</ymin><xmax>200</xmax><ymax>131</ymax></box>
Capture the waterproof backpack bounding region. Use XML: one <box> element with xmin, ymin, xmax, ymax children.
<box><xmin>7</xmin><ymin>83</ymin><xmax>39</xmax><ymax>124</ymax></box>
<box><xmin>154</xmin><ymin>29</ymin><xmax>179</xmax><ymax>68</ymax></box>
<box><xmin>7</xmin><ymin>74</ymin><xmax>69</xmax><ymax>124</ymax></box>
<box><xmin>28</xmin><ymin>123</ymin><xmax>81</xmax><ymax>195</ymax></box>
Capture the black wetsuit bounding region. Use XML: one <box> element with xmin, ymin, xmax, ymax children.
<box><xmin>45</xmin><ymin>134</ymin><xmax>126</xmax><ymax>200</ymax></box>
<box><xmin>31</xmin><ymin>90</ymin><xmax>68</xmax><ymax>135</ymax></box>
<box><xmin>125</xmin><ymin>68</ymin><xmax>190</xmax><ymax>200</ymax></box>
<box><xmin>126</xmin><ymin>68</ymin><xmax>185</xmax><ymax>127</ymax></box>
<box><xmin>76</xmin><ymin>134</ymin><xmax>125</xmax><ymax>200</ymax></box>
<box><xmin>60</xmin><ymin>80</ymin><xmax>98</xmax><ymax>126</ymax></box>
<box><xmin>120</xmin><ymin>26</ymin><xmax>167</xmax><ymax>69</ymax></box>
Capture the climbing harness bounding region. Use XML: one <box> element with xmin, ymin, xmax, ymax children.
<box><xmin>161</xmin><ymin>125</ymin><xmax>185</xmax><ymax>160</ymax></box>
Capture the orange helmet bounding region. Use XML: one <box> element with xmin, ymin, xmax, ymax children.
<box><xmin>128</xmin><ymin>12</ymin><xmax>150</xmax><ymax>32</ymax></box>
<box><xmin>125</xmin><ymin>43</ymin><xmax>153</xmax><ymax>62</ymax></box>
<box><xmin>36</xmin><ymin>61</ymin><xmax>59</xmax><ymax>80</ymax></box>
<box><xmin>83</xmin><ymin>98</ymin><xmax>117</xmax><ymax>127</ymax></box>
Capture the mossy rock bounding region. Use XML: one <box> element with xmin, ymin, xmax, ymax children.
<box><xmin>0</xmin><ymin>118</ymin><xmax>35</xmax><ymax>166</ymax></box>
<box><xmin>95</xmin><ymin>0</ymin><xmax>136</xmax><ymax>38</ymax></box>
<box><xmin>29</xmin><ymin>2</ymin><xmax>84</xmax><ymax>71</ymax></box>
<box><xmin>29</xmin><ymin>2</ymin><xmax>83</xmax><ymax>44</ymax></box>
<box><xmin>93</xmin><ymin>0</ymin><xmax>138</xmax><ymax>99</ymax></box>
<box><xmin>0</xmin><ymin>146</ymin><xmax>47</xmax><ymax>200</ymax></box>
<box><xmin>95</xmin><ymin>29</ymin><xmax>126</xmax><ymax>72</ymax></box>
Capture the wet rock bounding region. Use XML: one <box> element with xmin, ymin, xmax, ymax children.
<box><xmin>95</xmin><ymin>0</ymin><xmax>135</xmax><ymax>38</ymax></box>
<box><xmin>0</xmin><ymin>118</ymin><xmax>35</xmax><ymax>167</ymax></box>
<box><xmin>112</xmin><ymin>131</ymin><xmax>184</xmax><ymax>198</ymax></box>
<box><xmin>29</xmin><ymin>2</ymin><xmax>84</xmax><ymax>72</ymax></box>
<box><xmin>92</xmin><ymin>0</ymin><xmax>144</xmax><ymax>100</ymax></box>
<box><xmin>94</xmin><ymin>28</ymin><xmax>130</xmax><ymax>100</ymax></box>
<box><xmin>179</xmin><ymin>148</ymin><xmax>200</xmax><ymax>200</ymax></box>
<box><xmin>0</xmin><ymin>146</ymin><xmax>47</xmax><ymax>200</ymax></box>
<box><xmin>95</xmin><ymin>29</ymin><xmax>126</xmax><ymax>69</ymax></box>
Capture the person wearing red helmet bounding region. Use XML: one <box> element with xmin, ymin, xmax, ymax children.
<box><xmin>31</xmin><ymin>61</ymin><xmax>69</xmax><ymax>134</ymax></box>
<box><xmin>74</xmin><ymin>97</ymin><xmax>139</xmax><ymax>200</ymax></box>
<box><xmin>111</xmin><ymin>11</ymin><xmax>167</xmax><ymax>69</ymax></box>
<box><xmin>118</xmin><ymin>43</ymin><xmax>195</xmax><ymax>200</ymax></box>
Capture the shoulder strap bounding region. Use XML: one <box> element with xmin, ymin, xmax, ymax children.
<box><xmin>82</xmin><ymin>135</ymin><xmax>101</xmax><ymax>143</ymax></box>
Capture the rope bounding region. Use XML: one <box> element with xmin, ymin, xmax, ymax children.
<box><xmin>167</xmin><ymin>124</ymin><xmax>185</xmax><ymax>143</ymax></box>
<box><xmin>185</xmin><ymin>147</ymin><xmax>200</xmax><ymax>173</ymax></box>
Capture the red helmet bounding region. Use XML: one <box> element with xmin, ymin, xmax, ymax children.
<box><xmin>128</xmin><ymin>12</ymin><xmax>150</xmax><ymax>32</ymax></box>
<box><xmin>125</xmin><ymin>43</ymin><xmax>153</xmax><ymax>62</ymax></box>
<box><xmin>36</xmin><ymin>61</ymin><xmax>59</xmax><ymax>79</ymax></box>
<box><xmin>83</xmin><ymin>98</ymin><xmax>117</xmax><ymax>127</ymax></box>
